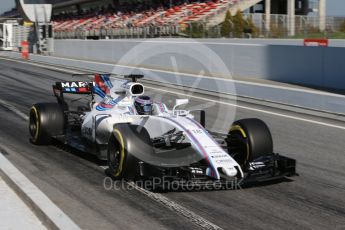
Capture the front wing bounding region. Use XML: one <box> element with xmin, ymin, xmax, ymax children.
<box><xmin>134</xmin><ymin>153</ymin><xmax>296</xmax><ymax>190</ymax></box>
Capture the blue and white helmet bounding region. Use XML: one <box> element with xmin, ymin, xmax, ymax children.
<box><xmin>134</xmin><ymin>95</ymin><xmax>153</xmax><ymax>115</ymax></box>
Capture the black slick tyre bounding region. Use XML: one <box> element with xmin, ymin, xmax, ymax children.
<box><xmin>227</xmin><ymin>118</ymin><xmax>273</xmax><ymax>169</ymax></box>
<box><xmin>29</xmin><ymin>103</ymin><xmax>65</xmax><ymax>145</ymax></box>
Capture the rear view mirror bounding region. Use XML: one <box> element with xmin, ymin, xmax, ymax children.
<box><xmin>175</xmin><ymin>99</ymin><xmax>189</xmax><ymax>107</ymax></box>
<box><xmin>173</xmin><ymin>99</ymin><xmax>189</xmax><ymax>115</ymax></box>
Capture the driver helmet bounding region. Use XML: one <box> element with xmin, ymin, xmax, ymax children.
<box><xmin>134</xmin><ymin>95</ymin><xmax>153</xmax><ymax>115</ymax></box>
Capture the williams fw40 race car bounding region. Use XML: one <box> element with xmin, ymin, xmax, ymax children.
<box><xmin>29</xmin><ymin>74</ymin><xmax>296</xmax><ymax>189</ymax></box>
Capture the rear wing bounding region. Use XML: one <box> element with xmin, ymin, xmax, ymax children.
<box><xmin>52</xmin><ymin>74</ymin><xmax>144</xmax><ymax>109</ymax></box>
<box><xmin>53</xmin><ymin>81</ymin><xmax>95</xmax><ymax>95</ymax></box>
<box><xmin>53</xmin><ymin>81</ymin><xmax>95</xmax><ymax>110</ymax></box>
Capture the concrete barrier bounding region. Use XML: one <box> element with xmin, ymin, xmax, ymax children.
<box><xmin>52</xmin><ymin>39</ymin><xmax>345</xmax><ymax>91</ymax></box>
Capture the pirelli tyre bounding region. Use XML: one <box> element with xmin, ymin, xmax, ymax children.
<box><xmin>227</xmin><ymin>118</ymin><xmax>273</xmax><ymax>170</ymax></box>
<box><xmin>107</xmin><ymin>123</ymin><xmax>154</xmax><ymax>180</ymax></box>
<box><xmin>29</xmin><ymin>103</ymin><xmax>65</xmax><ymax>145</ymax></box>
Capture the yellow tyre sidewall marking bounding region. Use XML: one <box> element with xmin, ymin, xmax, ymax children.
<box><xmin>31</xmin><ymin>106</ymin><xmax>40</xmax><ymax>142</ymax></box>
<box><xmin>230</xmin><ymin>125</ymin><xmax>247</xmax><ymax>138</ymax></box>
<box><xmin>113</xmin><ymin>129</ymin><xmax>125</xmax><ymax>177</ymax></box>
<box><xmin>230</xmin><ymin>125</ymin><xmax>250</xmax><ymax>163</ymax></box>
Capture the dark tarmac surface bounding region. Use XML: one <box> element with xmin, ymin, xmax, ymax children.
<box><xmin>0</xmin><ymin>58</ymin><xmax>344</xmax><ymax>230</ymax></box>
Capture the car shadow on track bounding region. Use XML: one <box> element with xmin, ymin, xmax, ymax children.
<box><xmin>51</xmin><ymin>139</ymin><xmax>107</xmax><ymax>167</ymax></box>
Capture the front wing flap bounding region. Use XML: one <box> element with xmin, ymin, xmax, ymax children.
<box><xmin>241</xmin><ymin>153</ymin><xmax>296</xmax><ymax>185</ymax></box>
<box><xmin>137</xmin><ymin>153</ymin><xmax>296</xmax><ymax>190</ymax></box>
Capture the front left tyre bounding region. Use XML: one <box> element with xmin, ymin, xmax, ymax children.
<box><xmin>107</xmin><ymin>123</ymin><xmax>154</xmax><ymax>180</ymax></box>
<box><xmin>226</xmin><ymin>118</ymin><xmax>273</xmax><ymax>170</ymax></box>
<box><xmin>29</xmin><ymin>103</ymin><xmax>65</xmax><ymax>145</ymax></box>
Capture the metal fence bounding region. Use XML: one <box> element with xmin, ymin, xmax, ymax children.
<box><xmin>53</xmin><ymin>14</ymin><xmax>345</xmax><ymax>39</ymax></box>
<box><xmin>54</xmin><ymin>24</ymin><xmax>181</xmax><ymax>39</ymax></box>
<box><xmin>182</xmin><ymin>14</ymin><xmax>345</xmax><ymax>39</ymax></box>
<box><xmin>245</xmin><ymin>13</ymin><xmax>345</xmax><ymax>38</ymax></box>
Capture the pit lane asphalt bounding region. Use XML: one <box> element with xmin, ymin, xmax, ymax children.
<box><xmin>0</xmin><ymin>58</ymin><xmax>345</xmax><ymax>230</ymax></box>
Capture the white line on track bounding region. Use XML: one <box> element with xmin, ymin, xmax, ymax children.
<box><xmin>0</xmin><ymin>98</ymin><xmax>29</xmax><ymax>121</ymax></box>
<box><xmin>0</xmin><ymin>102</ymin><xmax>81</xmax><ymax>228</ymax></box>
<box><xmin>144</xmin><ymin>86</ymin><xmax>345</xmax><ymax>131</ymax></box>
<box><xmin>0</xmin><ymin>56</ymin><xmax>82</xmax><ymax>74</ymax></box>
<box><xmin>127</xmin><ymin>182</ymin><xmax>223</xmax><ymax>230</ymax></box>
<box><xmin>100</xmin><ymin>165</ymin><xmax>223</xmax><ymax>229</ymax></box>
<box><xmin>0</xmin><ymin>150</ymin><xmax>81</xmax><ymax>230</ymax></box>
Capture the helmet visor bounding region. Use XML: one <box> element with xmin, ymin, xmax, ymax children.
<box><xmin>142</xmin><ymin>105</ymin><xmax>152</xmax><ymax>114</ymax></box>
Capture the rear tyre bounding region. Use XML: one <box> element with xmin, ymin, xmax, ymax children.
<box><xmin>29</xmin><ymin>103</ymin><xmax>65</xmax><ymax>145</ymax></box>
<box><xmin>227</xmin><ymin>118</ymin><xmax>273</xmax><ymax>170</ymax></box>
<box><xmin>107</xmin><ymin>124</ymin><xmax>153</xmax><ymax>180</ymax></box>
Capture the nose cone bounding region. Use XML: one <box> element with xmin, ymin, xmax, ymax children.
<box><xmin>221</xmin><ymin>167</ymin><xmax>238</xmax><ymax>177</ymax></box>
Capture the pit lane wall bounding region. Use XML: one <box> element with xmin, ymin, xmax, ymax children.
<box><xmin>52</xmin><ymin>39</ymin><xmax>345</xmax><ymax>91</ymax></box>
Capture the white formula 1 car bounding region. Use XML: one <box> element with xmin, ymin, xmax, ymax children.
<box><xmin>29</xmin><ymin>74</ymin><xmax>296</xmax><ymax>187</ymax></box>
